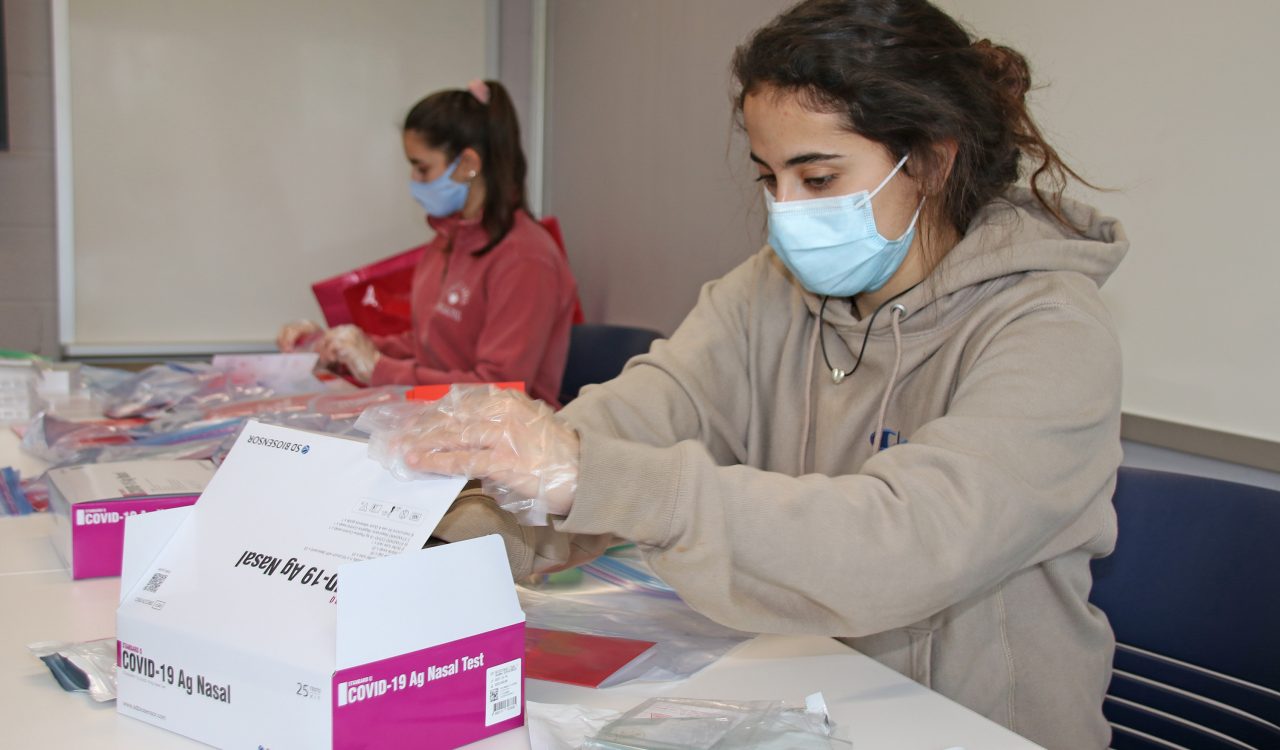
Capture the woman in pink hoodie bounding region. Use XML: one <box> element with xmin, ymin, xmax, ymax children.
<box><xmin>279</xmin><ymin>81</ymin><xmax>578</xmax><ymax>406</ymax></box>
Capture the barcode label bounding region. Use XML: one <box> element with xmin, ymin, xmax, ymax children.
<box><xmin>144</xmin><ymin>572</ymin><xmax>168</xmax><ymax>593</ymax></box>
<box><xmin>484</xmin><ymin>658</ymin><xmax>521</xmax><ymax>726</ymax></box>
<box><xmin>491</xmin><ymin>697</ymin><xmax>517</xmax><ymax>712</ymax></box>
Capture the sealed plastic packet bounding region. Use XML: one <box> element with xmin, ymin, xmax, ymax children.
<box><xmin>28</xmin><ymin>638</ymin><xmax>118</xmax><ymax>702</ymax></box>
<box><xmin>583</xmin><ymin>694</ymin><xmax>850</xmax><ymax>750</ymax></box>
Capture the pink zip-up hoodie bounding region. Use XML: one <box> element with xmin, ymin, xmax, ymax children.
<box><xmin>369</xmin><ymin>210</ymin><xmax>577</xmax><ymax>407</ymax></box>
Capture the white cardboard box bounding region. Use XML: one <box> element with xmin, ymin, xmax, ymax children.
<box><xmin>116</xmin><ymin>421</ymin><xmax>526</xmax><ymax>749</ymax></box>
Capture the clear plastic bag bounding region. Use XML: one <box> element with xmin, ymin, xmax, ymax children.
<box><xmin>20</xmin><ymin>383</ymin><xmax>405</xmax><ymax>468</ymax></box>
<box><xmin>583</xmin><ymin>694</ymin><xmax>850</xmax><ymax>750</ymax></box>
<box><xmin>28</xmin><ymin>638</ymin><xmax>118</xmax><ymax>703</ymax></box>
<box><xmin>99</xmin><ymin>362</ymin><xmax>275</xmax><ymax>419</ymax></box>
<box><xmin>20</xmin><ymin>412</ymin><xmax>238</xmax><ymax>467</ymax></box>
<box><xmin>519</xmin><ymin>554</ymin><xmax>751</xmax><ymax>686</ymax></box>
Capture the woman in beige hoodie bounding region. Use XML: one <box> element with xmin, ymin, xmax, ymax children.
<box><xmin>377</xmin><ymin>1</ymin><xmax>1128</xmax><ymax>747</ymax></box>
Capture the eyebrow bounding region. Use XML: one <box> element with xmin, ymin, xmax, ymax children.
<box><xmin>749</xmin><ymin>151</ymin><xmax>845</xmax><ymax>169</ymax></box>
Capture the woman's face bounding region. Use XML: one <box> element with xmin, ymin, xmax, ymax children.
<box><xmin>402</xmin><ymin>130</ymin><xmax>453</xmax><ymax>183</ymax></box>
<box><xmin>743</xmin><ymin>86</ymin><xmax>921</xmax><ymax>240</ymax></box>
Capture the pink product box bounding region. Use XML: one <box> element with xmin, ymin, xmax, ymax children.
<box><xmin>332</xmin><ymin>622</ymin><xmax>525</xmax><ymax>749</ymax></box>
<box><xmin>60</xmin><ymin>494</ymin><xmax>201</xmax><ymax>579</ymax></box>
<box><xmin>47</xmin><ymin>459</ymin><xmax>216</xmax><ymax>579</ymax></box>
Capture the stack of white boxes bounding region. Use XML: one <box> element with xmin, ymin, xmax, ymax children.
<box><xmin>0</xmin><ymin>360</ymin><xmax>41</xmax><ymax>424</ymax></box>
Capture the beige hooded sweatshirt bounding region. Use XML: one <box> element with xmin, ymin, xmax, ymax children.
<box><xmin>437</xmin><ymin>188</ymin><xmax>1128</xmax><ymax>749</ymax></box>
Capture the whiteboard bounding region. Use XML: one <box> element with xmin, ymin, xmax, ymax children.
<box><xmin>58</xmin><ymin>0</ymin><xmax>490</xmax><ymax>353</ymax></box>
<box><xmin>936</xmin><ymin>0</ymin><xmax>1280</xmax><ymax>444</ymax></box>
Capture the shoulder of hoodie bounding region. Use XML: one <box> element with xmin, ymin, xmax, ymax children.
<box><xmin>691</xmin><ymin>246</ymin><xmax>807</xmax><ymax>328</ymax></box>
<box><xmin>948</xmin><ymin>195</ymin><xmax>1125</xmax><ymax>346</ymax></box>
<box><xmin>477</xmin><ymin>211</ymin><xmax>570</xmax><ymax>277</ymax></box>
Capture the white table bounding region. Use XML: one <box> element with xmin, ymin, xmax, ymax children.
<box><xmin>0</xmin><ymin>426</ymin><xmax>47</xmax><ymax>479</ymax></box>
<box><xmin>1</xmin><ymin>438</ymin><xmax>1041</xmax><ymax>749</ymax></box>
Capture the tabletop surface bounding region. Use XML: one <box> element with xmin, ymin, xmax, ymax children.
<box><xmin>1</xmin><ymin>428</ymin><xmax>1042</xmax><ymax>749</ymax></box>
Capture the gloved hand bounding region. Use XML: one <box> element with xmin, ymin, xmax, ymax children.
<box><xmin>356</xmin><ymin>385</ymin><xmax>580</xmax><ymax>525</ymax></box>
<box><xmin>278</xmin><ymin>319</ymin><xmax>324</xmax><ymax>353</ymax></box>
<box><xmin>319</xmin><ymin>325</ymin><xmax>381</xmax><ymax>384</ymax></box>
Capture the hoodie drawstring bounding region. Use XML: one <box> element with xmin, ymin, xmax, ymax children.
<box><xmin>798</xmin><ymin>313</ymin><xmax>821</xmax><ymax>471</ymax></box>
<box><xmin>873</xmin><ymin>304</ymin><xmax>907</xmax><ymax>452</ymax></box>
<box><xmin>803</xmin><ymin>292</ymin><xmax>914</xmax><ymax>468</ymax></box>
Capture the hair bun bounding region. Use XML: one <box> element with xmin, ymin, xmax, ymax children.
<box><xmin>972</xmin><ymin>38</ymin><xmax>1031</xmax><ymax>103</ymax></box>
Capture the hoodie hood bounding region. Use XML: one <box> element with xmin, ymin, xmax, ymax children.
<box><xmin>795</xmin><ymin>187</ymin><xmax>1129</xmax><ymax>332</ymax></box>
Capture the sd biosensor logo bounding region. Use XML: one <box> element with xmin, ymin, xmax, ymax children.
<box><xmin>245</xmin><ymin>434</ymin><xmax>311</xmax><ymax>455</ymax></box>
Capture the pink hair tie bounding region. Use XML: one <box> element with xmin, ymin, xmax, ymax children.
<box><xmin>467</xmin><ymin>79</ymin><xmax>491</xmax><ymax>105</ymax></box>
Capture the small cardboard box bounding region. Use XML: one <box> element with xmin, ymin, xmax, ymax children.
<box><xmin>116</xmin><ymin>421</ymin><xmax>526</xmax><ymax>749</ymax></box>
<box><xmin>48</xmin><ymin>459</ymin><xmax>216</xmax><ymax>579</ymax></box>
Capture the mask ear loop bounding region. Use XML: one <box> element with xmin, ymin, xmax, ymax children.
<box><xmin>892</xmin><ymin>196</ymin><xmax>926</xmax><ymax>242</ymax></box>
<box><xmin>857</xmin><ymin>154</ymin><xmax>911</xmax><ymax>209</ymax></box>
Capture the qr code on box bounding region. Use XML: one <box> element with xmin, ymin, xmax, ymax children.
<box><xmin>144</xmin><ymin>572</ymin><xmax>167</xmax><ymax>593</ymax></box>
<box><xmin>485</xmin><ymin>658</ymin><xmax>521</xmax><ymax>726</ymax></box>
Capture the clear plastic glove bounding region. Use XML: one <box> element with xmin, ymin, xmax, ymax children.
<box><xmin>355</xmin><ymin>385</ymin><xmax>579</xmax><ymax>525</ymax></box>
<box><xmin>319</xmin><ymin>324</ymin><xmax>381</xmax><ymax>384</ymax></box>
<box><xmin>277</xmin><ymin>319</ymin><xmax>323</xmax><ymax>352</ymax></box>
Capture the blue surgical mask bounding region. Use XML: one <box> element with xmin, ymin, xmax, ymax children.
<box><xmin>409</xmin><ymin>158</ymin><xmax>470</xmax><ymax>217</ymax></box>
<box><xmin>765</xmin><ymin>155</ymin><xmax>923</xmax><ymax>298</ymax></box>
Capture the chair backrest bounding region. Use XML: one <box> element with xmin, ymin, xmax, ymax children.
<box><xmin>558</xmin><ymin>324</ymin><xmax>663</xmax><ymax>405</ymax></box>
<box><xmin>1091</xmin><ymin>467</ymin><xmax>1280</xmax><ymax>750</ymax></box>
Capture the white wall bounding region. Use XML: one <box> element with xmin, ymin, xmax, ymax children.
<box><xmin>544</xmin><ymin>0</ymin><xmax>789</xmax><ymax>334</ymax></box>
<box><xmin>62</xmin><ymin>0</ymin><xmax>489</xmax><ymax>353</ymax></box>
<box><xmin>936</xmin><ymin>0</ymin><xmax>1280</xmax><ymax>443</ymax></box>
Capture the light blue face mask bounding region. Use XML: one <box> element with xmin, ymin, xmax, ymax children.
<box><xmin>409</xmin><ymin>158</ymin><xmax>470</xmax><ymax>218</ymax></box>
<box><xmin>765</xmin><ymin>155</ymin><xmax>923</xmax><ymax>298</ymax></box>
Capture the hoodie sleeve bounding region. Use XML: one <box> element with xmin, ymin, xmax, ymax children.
<box><xmin>428</xmin><ymin>252</ymin><xmax>765</xmax><ymax>577</ymax></box>
<box><xmin>557</xmin><ymin>254</ymin><xmax>763</xmax><ymax>462</ymax></box>
<box><xmin>557</xmin><ymin>300</ymin><xmax>1123</xmax><ymax>638</ymax></box>
<box><xmin>369</xmin><ymin>330</ymin><xmax>416</xmax><ymax>359</ymax></box>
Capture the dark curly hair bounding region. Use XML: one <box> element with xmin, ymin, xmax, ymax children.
<box><xmin>733</xmin><ymin>0</ymin><xmax>1095</xmax><ymax>236</ymax></box>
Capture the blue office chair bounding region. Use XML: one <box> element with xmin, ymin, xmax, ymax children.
<box><xmin>1090</xmin><ymin>467</ymin><xmax>1280</xmax><ymax>749</ymax></box>
<box><xmin>558</xmin><ymin>324</ymin><xmax>663</xmax><ymax>405</ymax></box>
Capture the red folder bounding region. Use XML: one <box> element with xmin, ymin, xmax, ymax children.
<box><xmin>523</xmin><ymin>627</ymin><xmax>657</xmax><ymax>688</ymax></box>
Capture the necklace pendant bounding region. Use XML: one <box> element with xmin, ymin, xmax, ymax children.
<box><xmin>831</xmin><ymin>368</ymin><xmax>846</xmax><ymax>384</ymax></box>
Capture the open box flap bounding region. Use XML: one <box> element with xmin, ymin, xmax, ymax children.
<box><xmin>118</xmin><ymin>421</ymin><xmax>466</xmax><ymax>670</ymax></box>
<box><xmin>119</xmin><ymin>505</ymin><xmax>194</xmax><ymax>603</ymax></box>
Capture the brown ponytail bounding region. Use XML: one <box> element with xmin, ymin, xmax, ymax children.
<box><xmin>733</xmin><ymin>0</ymin><xmax>1098</xmax><ymax>236</ymax></box>
<box><xmin>403</xmin><ymin>80</ymin><xmax>529</xmax><ymax>254</ymax></box>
